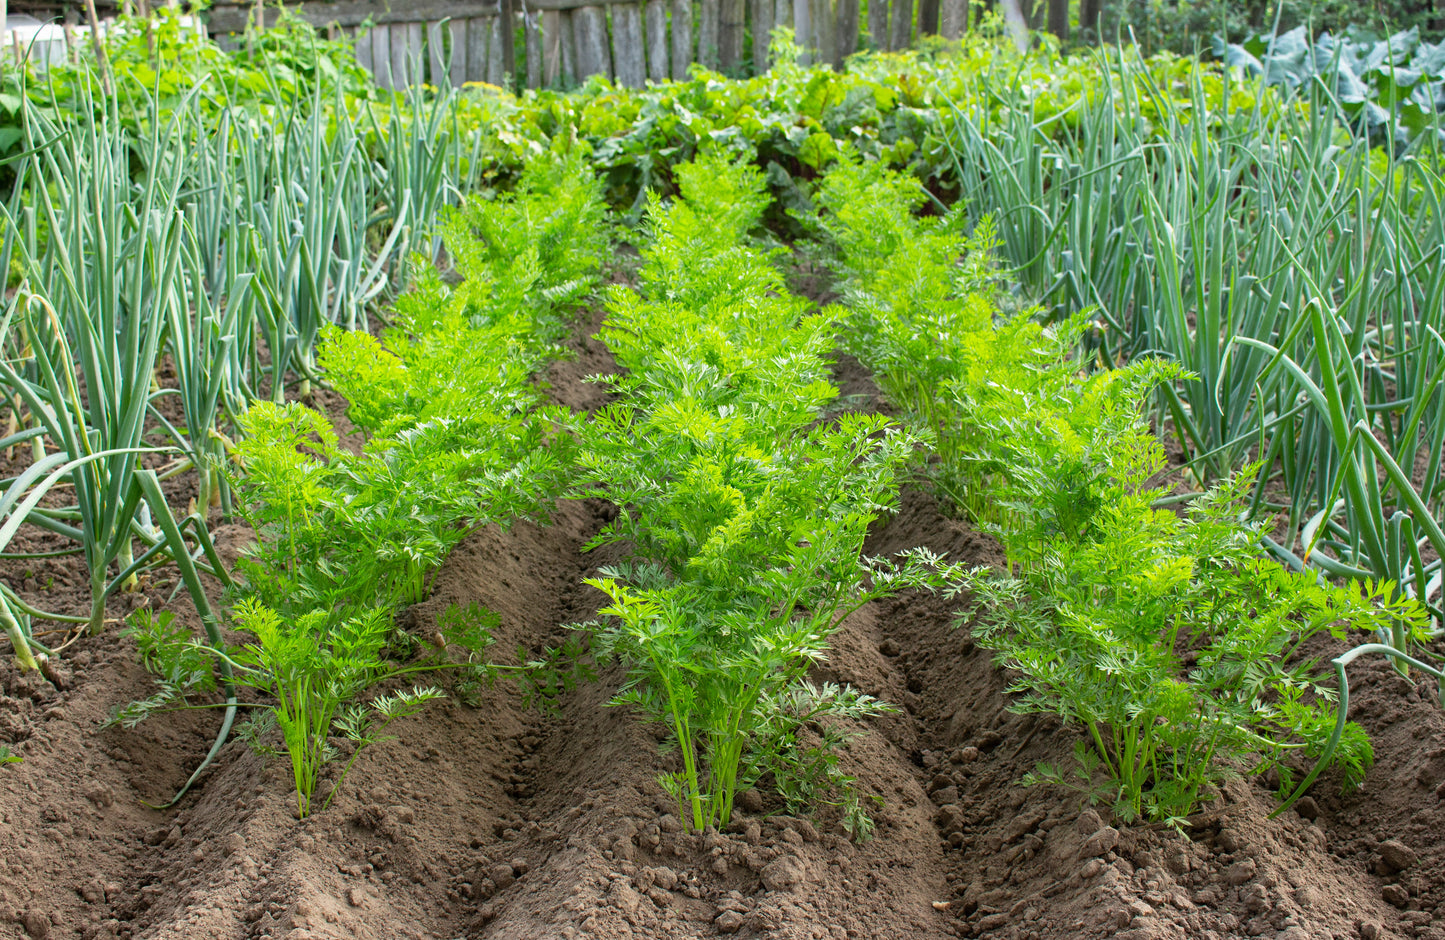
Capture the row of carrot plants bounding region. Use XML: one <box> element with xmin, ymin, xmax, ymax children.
<box><xmin>812</xmin><ymin>156</ymin><xmax>1441</xmax><ymax>826</ymax></box>
<box><xmin>573</xmin><ymin>153</ymin><xmax>955</xmax><ymax>837</ymax></box>
<box><xmin>118</xmin><ymin>152</ymin><xmax>608</xmax><ymax>816</ymax></box>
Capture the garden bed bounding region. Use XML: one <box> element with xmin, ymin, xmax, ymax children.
<box><xmin>1</xmin><ymin>303</ymin><xmax>1442</xmax><ymax>940</ymax></box>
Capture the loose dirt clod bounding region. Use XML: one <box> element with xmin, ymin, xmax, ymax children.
<box><xmin>1380</xmin><ymin>839</ymin><xmax>1419</xmax><ymax>872</ymax></box>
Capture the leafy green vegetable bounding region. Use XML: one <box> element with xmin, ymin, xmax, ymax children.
<box><xmin>575</xmin><ymin>153</ymin><xmax>959</xmax><ymax>835</ymax></box>
<box><xmin>225</xmin><ymin>599</ymin><xmax>443</xmax><ymax>818</ymax></box>
<box><xmin>960</xmin><ymin>467</ymin><xmax>1402</xmax><ymax>825</ymax></box>
<box><xmin>234</xmin><ymin>152</ymin><xmax>607</xmax><ymax>621</ymax></box>
<box><xmin>823</xmin><ymin>155</ymin><xmax>1410</xmax><ymax>826</ymax></box>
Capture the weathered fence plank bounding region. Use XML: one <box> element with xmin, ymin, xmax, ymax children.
<box><xmin>917</xmin><ymin>0</ymin><xmax>937</xmax><ymax>36</ymax></box>
<box><xmin>750</xmin><ymin>0</ymin><xmax>770</xmax><ymax>73</ymax></box>
<box><xmin>792</xmin><ymin>0</ymin><xmax>809</xmax><ymax>63</ymax></box>
<box><xmin>354</xmin><ymin>24</ymin><xmax>373</xmax><ymax>73</ymax></box>
<box><xmin>408</xmin><ymin>22</ymin><xmax>425</xmax><ymax>82</ymax></box>
<box><xmin>559</xmin><ymin>10</ymin><xmax>576</xmax><ymax>82</ymax></box>
<box><xmin>836</xmin><ymin>0</ymin><xmax>857</xmax><ymax>60</ymax></box>
<box><xmin>466</xmin><ymin>16</ymin><xmax>489</xmax><ymax>82</ymax></box>
<box><xmin>939</xmin><ymin>0</ymin><xmax>964</xmax><ymax>38</ymax></box>
<box><xmin>644</xmin><ymin>0</ymin><xmax>668</xmax><ymax>81</ymax></box>
<box><xmin>498</xmin><ymin>0</ymin><xmax>515</xmax><ymax>82</ymax></box>
<box><xmin>370</xmin><ymin>23</ymin><xmax>391</xmax><ymax>86</ymax></box>
<box><xmin>611</xmin><ymin>3</ymin><xmax>645</xmax><ymax>87</ymax></box>
<box><xmin>886</xmin><ymin>0</ymin><xmax>910</xmax><ymax>49</ymax></box>
<box><xmin>525</xmin><ymin>13</ymin><xmax>542</xmax><ymax>86</ymax></box>
<box><xmin>572</xmin><ymin>4</ymin><xmax>610</xmax><ymax>79</ymax></box>
<box><xmin>811</xmin><ymin>0</ymin><xmax>835</xmax><ymax>66</ymax></box>
<box><xmin>718</xmin><ymin>0</ymin><xmax>744</xmax><ymax>69</ymax></box>
<box><xmin>1046</xmin><ymin>0</ymin><xmax>1068</xmax><ymax>40</ymax></box>
<box><xmin>542</xmin><ymin>9</ymin><xmax>562</xmax><ymax>84</ymax></box>
<box><xmin>389</xmin><ymin>22</ymin><xmax>409</xmax><ymax>85</ymax></box>
<box><xmin>669</xmin><ymin>0</ymin><xmax>691</xmax><ymax>78</ymax></box>
<box><xmin>697</xmin><ymin>0</ymin><xmax>718</xmax><ymax>68</ymax></box>
<box><xmin>866</xmin><ymin>0</ymin><xmax>886</xmax><ymax>48</ymax></box>
<box><xmin>449</xmin><ymin>18</ymin><xmax>467</xmax><ymax>85</ymax></box>
<box><xmin>485</xmin><ymin>15</ymin><xmax>504</xmax><ymax>84</ymax></box>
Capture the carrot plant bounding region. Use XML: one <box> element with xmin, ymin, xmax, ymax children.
<box><xmin>824</xmin><ymin>156</ymin><xmax>1412</xmax><ymax>826</ymax></box>
<box><xmin>234</xmin><ymin>154</ymin><xmax>606</xmax><ymax>620</ymax></box>
<box><xmin>577</xmin><ymin>154</ymin><xmax>956</xmax><ymax>837</ymax></box>
<box><xmin>120</xmin><ymin>597</ymin><xmax>501</xmax><ymax>818</ymax></box>
<box><xmin>960</xmin><ymin>458</ymin><xmax>1406</xmax><ymax>825</ymax></box>
<box><xmin>811</xmin><ymin>158</ymin><xmax>1061</xmax><ymax>524</ymax></box>
<box><xmin>219</xmin><ymin>600</ymin><xmax>445</xmax><ymax>819</ymax></box>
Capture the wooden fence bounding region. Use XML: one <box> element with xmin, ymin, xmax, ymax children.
<box><xmin>206</xmin><ymin>0</ymin><xmax>983</xmax><ymax>90</ymax></box>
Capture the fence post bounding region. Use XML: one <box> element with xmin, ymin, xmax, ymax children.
<box><xmin>887</xmin><ymin>0</ymin><xmax>911</xmax><ymax>49</ymax></box>
<box><xmin>751</xmin><ymin>0</ymin><xmax>771</xmax><ymax>72</ymax></box>
<box><xmin>866</xmin><ymin>0</ymin><xmax>886</xmax><ymax>49</ymax></box>
<box><xmin>792</xmin><ymin>0</ymin><xmax>809</xmax><ymax>63</ymax></box>
<box><xmin>939</xmin><ymin>0</ymin><xmax>964</xmax><ymax>38</ymax></box>
<box><xmin>774</xmin><ymin>0</ymin><xmax>791</xmax><ymax>35</ymax></box>
<box><xmin>390</xmin><ymin>24</ymin><xmax>412</xmax><ymax>86</ymax></box>
<box><xmin>449</xmin><ymin>18</ymin><xmax>467</xmax><ymax>86</ymax></box>
<box><xmin>525</xmin><ymin>10</ymin><xmax>542</xmax><ymax>86</ymax></box>
<box><xmin>1047</xmin><ymin>0</ymin><xmax>1067</xmax><ymax>40</ymax></box>
<box><xmin>572</xmin><ymin>5</ymin><xmax>611</xmax><ymax>79</ymax></box>
<box><xmin>836</xmin><ymin>0</ymin><xmax>858</xmax><ymax>60</ymax></box>
<box><xmin>487</xmin><ymin>16</ymin><xmax>505</xmax><ymax>84</ymax></box>
<box><xmin>560</xmin><ymin>10</ymin><xmax>576</xmax><ymax>83</ymax></box>
<box><xmin>645</xmin><ymin>0</ymin><xmax>669</xmax><ymax>81</ymax></box>
<box><xmin>612</xmin><ymin>3</ymin><xmax>646</xmax><ymax>86</ymax></box>
<box><xmin>542</xmin><ymin>9</ymin><xmax>562</xmax><ymax>84</ymax></box>
<box><xmin>918</xmin><ymin>0</ymin><xmax>938</xmax><ymax>36</ymax></box>
<box><xmin>355</xmin><ymin>25</ymin><xmax>374</xmax><ymax>74</ymax></box>
<box><xmin>719</xmin><ymin>0</ymin><xmax>745</xmax><ymax>68</ymax></box>
<box><xmin>464</xmin><ymin>17</ymin><xmax>486</xmax><ymax>83</ymax></box>
<box><xmin>499</xmin><ymin>0</ymin><xmax>515</xmax><ymax>85</ymax></box>
<box><xmin>670</xmin><ymin>0</ymin><xmax>692</xmax><ymax>77</ymax></box>
<box><xmin>810</xmin><ymin>0</ymin><xmax>835</xmax><ymax>67</ymax></box>
<box><xmin>698</xmin><ymin>0</ymin><xmax>719</xmax><ymax>68</ymax></box>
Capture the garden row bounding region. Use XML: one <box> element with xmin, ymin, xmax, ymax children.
<box><xmin>116</xmin><ymin>151</ymin><xmax>610</xmax><ymax>814</ymax></box>
<box><xmin>814</xmin><ymin>156</ymin><xmax>1441</xmax><ymax>824</ymax></box>
<box><xmin>573</xmin><ymin>152</ymin><xmax>952</xmax><ymax>836</ymax></box>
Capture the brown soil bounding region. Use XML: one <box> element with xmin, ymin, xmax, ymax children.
<box><xmin>1</xmin><ymin>307</ymin><xmax>1443</xmax><ymax>940</ymax></box>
